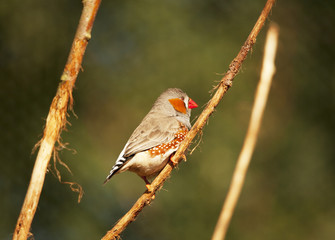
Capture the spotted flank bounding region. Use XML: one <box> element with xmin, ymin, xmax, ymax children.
<box><xmin>149</xmin><ymin>127</ymin><xmax>188</xmax><ymax>157</ymax></box>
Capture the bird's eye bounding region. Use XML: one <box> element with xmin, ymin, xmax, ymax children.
<box><xmin>180</xmin><ymin>96</ymin><xmax>185</xmax><ymax>101</ymax></box>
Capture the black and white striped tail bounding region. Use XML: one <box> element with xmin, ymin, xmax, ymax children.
<box><xmin>104</xmin><ymin>144</ymin><xmax>128</xmax><ymax>184</ymax></box>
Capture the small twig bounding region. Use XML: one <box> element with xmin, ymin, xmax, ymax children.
<box><xmin>12</xmin><ymin>1</ymin><xmax>101</xmax><ymax>240</ymax></box>
<box><xmin>211</xmin><ymin>24</ymin><xmax>279</xmax><ymax>240</ymax></box>
<box><xmin>101</xmin><ymin>0</ymin><xmax>276</xmax><ymax>239</ymax></box>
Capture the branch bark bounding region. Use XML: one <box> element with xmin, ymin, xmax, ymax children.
<box><xmin>101</xmin><ymin>0</ymin><xmax>276</xmax><ymax>239</ymax></box>
<box><xmin>211</xmin><ymin>23</ymin><xmax>279</xmax><ymax>240</ymax></box>
<box><xmin>13</xmin><ymin>1</ymin><xmax>101</xmax><ymax>239</ymax></box>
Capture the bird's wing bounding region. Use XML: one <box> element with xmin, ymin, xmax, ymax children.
<box><xmin>104</xmin><ymin>115</ymin><xmax>181</xmax><ymax>183</ymax></box>
<box><xmin>123</xmin><ymin>115</ymin><xmax>181</xmax><ymax>157</ymax></box>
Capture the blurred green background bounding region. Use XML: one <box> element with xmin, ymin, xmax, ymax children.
<box><xmin>1</xmin><ymin>0</ymin><xmax>334</xmax><ymax>239</ymax></box>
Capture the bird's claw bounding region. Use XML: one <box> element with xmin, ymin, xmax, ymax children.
<box><xmin>181</xmin><ymin>154</ymin><xmax>187</xmax><ymax>162</ymax></box>
<box><xmin>170</xmin><ymin>154</ymin><xmax>187</xmax><ymax>166</ymax></box>
<box><xmin>170</xmin><ymin>158</ymin><xmax>179</xmax><ymax>166</ymax></box>
<box><xmin>146</xmin><ymin>183</ymin><xmax>154</xmax><ymax>193</ymax></box>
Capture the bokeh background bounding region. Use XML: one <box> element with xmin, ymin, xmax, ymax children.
<box><xmin>1</xmin><ymin>0</ymin><xmax>334</xmax><ymax>239</ymax></box>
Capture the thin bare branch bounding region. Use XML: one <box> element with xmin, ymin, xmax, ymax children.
<box><xmin>101</xmin><ymin>0</ymin><xmax>276</xmax><ymax>239</ymax></box>
<box><xmin>211</xmin><ymin>23</ymin><xmax>279</xmax><ymax>240</ymax></box>
<box><xmin>13</xmin><ymin>1</ymin><xmax>101</xmax><ymax>239</ymax></box>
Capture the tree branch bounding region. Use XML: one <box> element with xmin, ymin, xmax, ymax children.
<box><xmin>211</xmin><ymin>23</ymin><xmax>279</xmax><ymax>240</ymax></box>
<box><xmin>101</xmin><ymin>0</ymin><xmax>276</xmax><ymax>239</ymax></box>
<box><xmin>13</xmin><ymin>1</ymin><xmax>101</xmax><ymax>239</ymax></box>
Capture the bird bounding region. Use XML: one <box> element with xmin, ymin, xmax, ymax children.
<box><xmin>104</xmin><ymin>88</ymin><xmax>198</xmax><ymax>191</ymax></box>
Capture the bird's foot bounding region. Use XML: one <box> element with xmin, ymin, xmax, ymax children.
<box><xmin>142</xmin><ymin>176</ymin><xmax>154</xmax><ymax>193</ymax></box>
<box><xmin>181</xmin><ymin>154</ymin><xmax>187</xmax><ymax>162</ymax></box>
<box><xmin>146</xmin><ymin>183</ymin><xmax>154</xmax><ymax>193</ymax></box>
<box><xmin>169</xmin><ymin>153</ymin><xmax>179</xmax><ymax>166</ymax></box>
<box><xmin>170</xmin><ymin>158</ymin><xmax>178</xmax><ymax>166</ymax></box>
<box><xmin>170</xmin><ymin>153</ymin><xmax>187</xmax><ymax>166</ymax></box>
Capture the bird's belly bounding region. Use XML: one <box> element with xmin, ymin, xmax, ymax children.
<box><xmin>125</xmin><ymin>147</ymin><xmax>177</xmax><ymax>177</ymax></box>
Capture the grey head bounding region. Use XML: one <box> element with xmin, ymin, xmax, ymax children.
<box><xmin>148</xmin><ymin>88</ymin><xmax>197</xmax><ymax>129</ymax></box>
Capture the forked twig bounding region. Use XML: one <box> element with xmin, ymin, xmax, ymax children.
<box><xmin>101</xmin><ymin>0</ymin><xmax>276</xmax><ymax>239</ymax></box>
<box><xmin>211</xmin><ymin>24</ymin><xmax>279</xmax><ymax>240</ymax></box>
<box><xmin>13</xmin><ymin>1</ymin><xmax>101</xmax><ymax>239</ymax></box>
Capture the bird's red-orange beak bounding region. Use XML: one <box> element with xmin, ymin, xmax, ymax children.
<box><xmin>188</xmin><ymin>98</ymin><xmax>198</xmax><ymax>109</ymax></box>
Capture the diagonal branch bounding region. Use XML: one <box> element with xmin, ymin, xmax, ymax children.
<box><xmin>211</xmin><ymin>23</ymin><xmax>279</xmax><ymax>240</ymax></box>
<box><xmin>13</xmin><ymin>1</ymin><xmax>101</xmax><ymax>240</ymax></box>
<box><xmin>101</xmin><ymin>0</ymin><xmax>276</xmax><ymax>239</ymax></box>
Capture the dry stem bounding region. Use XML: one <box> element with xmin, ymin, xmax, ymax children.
<box><xmin>101</xmin><ymin>0</ymin><xmax>276</xmax><ymax>239</ymax></box>
<box><xmin>12</xmin><ymin>1</ymin><xmax>101</xmax><ymax>239</ymax></box>
<box><xmin>211</xmin><ymin>24</ymin><xmax>279</xmax><ymax>240</ymax></box>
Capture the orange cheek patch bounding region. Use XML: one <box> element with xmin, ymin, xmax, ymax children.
<box><xmin>168</xmin><ymin>98</ymin><xmax>186</xmax><ymax>114</ymax></box>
